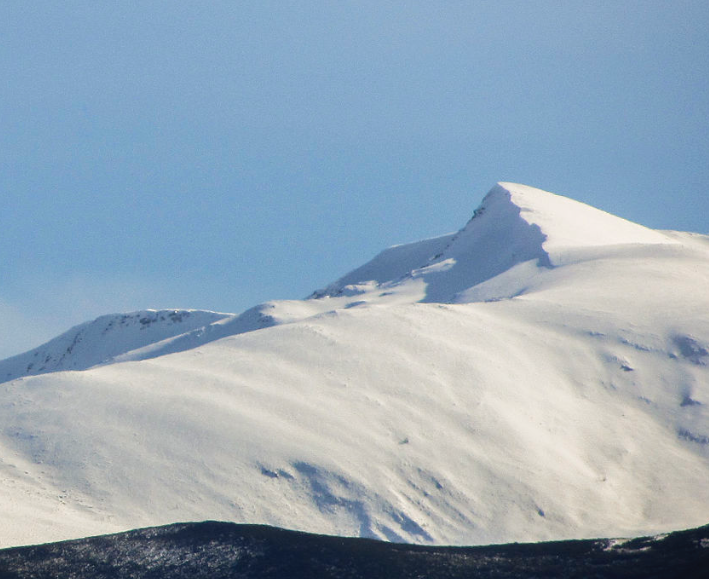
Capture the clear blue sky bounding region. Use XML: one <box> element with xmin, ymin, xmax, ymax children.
<box><xmin>1</xmin><ymin>1</ymin><xmax>708</xmax><ymax>358</ymax></box>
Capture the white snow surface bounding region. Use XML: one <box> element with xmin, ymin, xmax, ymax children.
<box><xmin>1</xmin><ymin>182</ymin><xmax>708</xmax><ymax>548</ymax></box>
<box><xmin>0</xmin><ymin>309</ymin><xmax>229</xmax><ymax>383</ymax></box>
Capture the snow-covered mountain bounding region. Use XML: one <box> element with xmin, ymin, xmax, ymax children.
<box><xmin>0</xmin><ymin>310</ymin><xmax>229</xmax><ymax>383</ymax></box>
<box><xmin>1</xmin><ymin>182</ymin><xmax>708</xmax><ymax>549</ymax></box>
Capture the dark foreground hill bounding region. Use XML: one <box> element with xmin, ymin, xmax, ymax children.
<box><xmin>0</xmin><ymin>521</ymin><xmax>707</xmax><ymax>579</ymax></box>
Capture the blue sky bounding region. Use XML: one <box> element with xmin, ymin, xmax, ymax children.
<box><xmin>1</xmin><ymin>1</ymin><xmax>708</xmax><ymax>358</ymax></box>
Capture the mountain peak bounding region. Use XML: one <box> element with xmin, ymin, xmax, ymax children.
<box><xmin>488</xmin><ymin>182</ymin><xmax>672</xmax><ymax>253</ymax></box>
<box><xmin>319</xmin><ymin>183</ymin><xmax>676</xmax><ymax>303</ymax></box>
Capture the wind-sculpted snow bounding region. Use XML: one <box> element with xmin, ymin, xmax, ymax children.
<box><xmin>0</xmin><ymin>183</ymin><xmax>708</xmax><ymax>549</ymax></box>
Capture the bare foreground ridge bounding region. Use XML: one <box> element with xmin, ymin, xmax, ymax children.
<box><xmin>1</xmin><ymin>520</ymin><xmax>708</xmax><ymax>578</ymax></box>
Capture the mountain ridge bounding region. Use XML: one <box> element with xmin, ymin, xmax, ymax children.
<box><xmin>0</xmin><ymin>183</ymin><xmax>697</xmax><ymax>381</ymax></box>
<box><xmin>0</xmin><ymin>309</ymin><xmax>229</xmax><ymax>384</ymax></box>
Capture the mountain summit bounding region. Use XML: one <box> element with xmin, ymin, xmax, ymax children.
<box><xmin>0</xmin><ymin>183</ymin><xmax>708</xmax><ymax>549</ymax></box>
<box><xmin>488</xmin><ymin>182</ymin><xmax>671</xmax><ymax>252</ymax></box>
<box><xmin>317</xmin><ymin>182</ymin><xmax>675</xmax><ymax>303</ymax></box>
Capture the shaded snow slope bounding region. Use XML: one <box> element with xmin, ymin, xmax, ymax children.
<box><xmin>312</xmin><ymin>233</ymin><xmax>457</xmax><ymax>298</ymax></box>
<box><xmin>0</xmin><ymin>183</ymin><xmax>708</xmax><ymax>549</ymax></box>
<box><xmin>0</xmin><ymin>310</ymin><xmax>229</xmax><ymax>384</ymax></box>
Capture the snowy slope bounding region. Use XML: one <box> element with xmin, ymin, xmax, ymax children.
<box><xmin>1</xmin><ymin>183</ymin><xmax>708</xmax><ymax>549</ymax></box>
<box><xmin>0</xmin><ymin>310</ymin><xmax>229</xmax><ymax>384</ymax></box>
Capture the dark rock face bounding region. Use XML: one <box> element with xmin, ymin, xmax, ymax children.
<box><xmin>0</xmin><ymin>521</ymin><xmax>708</xmax><ymax>579</ymax></box>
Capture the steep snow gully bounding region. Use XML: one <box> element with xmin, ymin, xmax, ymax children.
<box><xmin>0</xmin><ymin>182</ymin><xmax>708</xmax><ymax>549</ymax></box>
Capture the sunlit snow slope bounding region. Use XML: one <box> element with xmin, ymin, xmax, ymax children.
<box><xmin>0</xmin><ymin>309</ymin><xmax>229</xmax><ymax>383</ymax></box>
<box><xmin>1</xmin><ymin>183</ymin><xmax>708</xmax><ymax>549</ymax></box>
